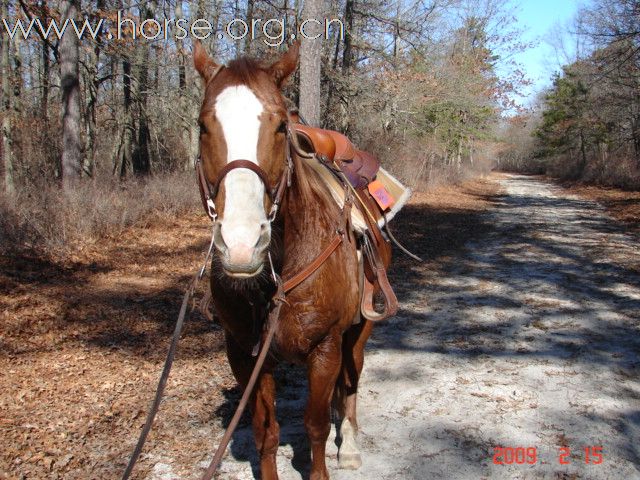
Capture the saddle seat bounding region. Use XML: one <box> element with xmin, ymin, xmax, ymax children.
<box><xmin>293</xmin><ymin>124</ymin><xmax>380</xmax><ymax>189</ymax></box>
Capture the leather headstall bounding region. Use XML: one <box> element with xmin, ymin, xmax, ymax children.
<box><xmin>195</xmin><ymin>127</ymin><xmax>293</xmax><ymax>222</ymax></box>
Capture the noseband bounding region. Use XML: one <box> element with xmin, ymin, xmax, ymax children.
<box><xmin>195</xmin><ymin>128</ymin><xmax>293</xmax><ymax>222</ymax></box>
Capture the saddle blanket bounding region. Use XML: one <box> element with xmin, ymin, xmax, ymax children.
<box><xmin>305</xmin><ymin>156</ymin><xmax>411</xmax><ymax>234</ymax></box>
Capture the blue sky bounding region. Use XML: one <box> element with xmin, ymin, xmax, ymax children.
<box><xmin>507</xmin><ymin>0</ymin><xmax>584</xmax><ymax>107</ymax></box>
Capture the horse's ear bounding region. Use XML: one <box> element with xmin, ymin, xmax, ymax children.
<box><xmin>193</xmin><ymin>40</ymin><xmax>220</xmax><ymax>84</ymax></box>
<box><xmin>268</xmin><ymin>41</ymin><xmax>300</xmax><ymax>88</ymax></box>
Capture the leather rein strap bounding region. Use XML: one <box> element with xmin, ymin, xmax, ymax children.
<box><xmin>200</xmin><ymin>231</ymin><xmax>343</xmax><ymax>480</ymax></box>
<box><xmin>121</xmin><ymin>231</ymin><xmax>343</xmax><ymax>480</ymax></box>
<box><xmin>121</xmin><ymin>266</ymin><xmax>207</xmax><ymax>480</ymax></box>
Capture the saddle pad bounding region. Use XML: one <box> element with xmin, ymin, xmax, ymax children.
<box><xmin>305</xmin><ymin>155</ymin><xmax>411</xmax><ymax>234</ymax></box>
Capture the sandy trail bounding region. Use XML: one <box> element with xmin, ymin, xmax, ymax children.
<box><xmin>2</xmin><ymin>175</ymin><xmax>638</xmax><ymax>479</ymax></box>
<box><xmin>209</xmin><ymin>174</ymin><xmax>640</xmax><ymax>480</ymax></box>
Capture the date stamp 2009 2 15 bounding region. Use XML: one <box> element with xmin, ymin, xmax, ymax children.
<box><xmin>492</xmin><ymin>446</ymin><xmax>604</xmax><ymax>465</ymax></box>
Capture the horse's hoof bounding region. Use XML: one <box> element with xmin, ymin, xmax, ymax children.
<box><xmin>338</xmin><ymin>452</ymin><xmax>362</xmax><ymax>470</ymax></box>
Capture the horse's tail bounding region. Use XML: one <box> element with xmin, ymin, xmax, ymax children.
<box><xmin>332</xmin><ymin>371</ymin><xmax>349</xmax><ymax>418</ymax></box>
<box><xmin>332</xmin><ymin>318</ymin><xmax>372</xmax><ymax>418</ymax></box>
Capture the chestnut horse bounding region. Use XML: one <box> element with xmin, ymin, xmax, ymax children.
<box><xmin>194</xmin><ymin>42</ymin><xmax>375</xmax><ymax>479</ymax></box>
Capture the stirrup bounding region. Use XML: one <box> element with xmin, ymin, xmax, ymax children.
<box><xmin>360</xmin><ymin>268</ymin><xmax>398</xmax><ymax>321</ymax></box>
<box><xmin>359</xmin><ymin>234</ymin><xmax>398</xmax><ymax>322</ymax></box>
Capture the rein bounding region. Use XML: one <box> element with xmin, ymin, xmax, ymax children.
<box><xmin>120</xmin><ymin>230</ymin><xmax>216</xmax><ymax>480</ymax></box>
<box><xmin>122</xmin><ymin>130</ymin><xmax>344</xmax><ymax>480</ymax></box>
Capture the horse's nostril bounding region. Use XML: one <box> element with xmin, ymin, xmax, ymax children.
<box><xmin>256</xmin><ymin>222</ymin><xmax>271</xmax><ymax>249</ymax></box>
<box><xmin>212</xmin><ymin>221</ymin><xmax>227</xmax><ymax>252</ymax></box>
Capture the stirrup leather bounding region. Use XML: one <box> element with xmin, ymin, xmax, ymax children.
<box><xmin>359</xmin><ymin>232</ymin><xmax>398</xmax><ymax>322</ymax></box>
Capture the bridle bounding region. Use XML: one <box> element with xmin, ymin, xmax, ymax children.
<box><xmin>194</xmin><ymin>61</ymin><xmax>309</xmax><ymax>225</ymax></box>
<box><xmin>195</xmin><ymin>123</ymin><xmax>294</xmax><ymax>224</ymax></box>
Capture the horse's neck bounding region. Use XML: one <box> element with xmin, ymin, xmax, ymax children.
<box><xmin>279</xmin><ymin>168</ymin><xmax>339</xmax><ymax>272</ymax></box>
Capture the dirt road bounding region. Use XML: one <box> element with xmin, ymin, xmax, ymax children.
<box><xmin>2</xmin><ymin>174</ymin><xmax>639</xmax><ymax>479</ymax></box>
<box><xmin>213</xmin><ymin>174</ymin><xmax>640</xmax><ymax>479</ymax></box>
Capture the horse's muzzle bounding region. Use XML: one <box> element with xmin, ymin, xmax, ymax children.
<box><xmin>212</xmin><ymin>220</ymin><xmax>270</xmax><ymax>277</ymax></box>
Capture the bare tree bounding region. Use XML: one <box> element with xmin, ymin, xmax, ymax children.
<box><xmin>1</xmin><ymin>0</ymin><xmax>15</xmax><ymax>194</ymax></box>
<box><xmin>60</xmin><ymin>0</ymin><xmax>83</xmax><ymax>188</ymax></box>
<box><xmin>175</xmin><ymin>0</ymin><xmax>192</xmax><ymax>170</ymax></box>
<box><xmin>130</xmin><ymin>0</ymin><xmax>154</xmax><ymax>175</ymax></box>
<box><xmin>342</xmin><ymin>0</ymin><xmax>354</xmax><ymax>72</ymax></box>
<box><xmin>299</xmin><ymin>0</ymin><xmax>326</xmax><ymax>125</ymax></box>
<box><xmin>84</xmin><ymin>0</ymin><xmax>105</xmax><ymax>177</ymax></box>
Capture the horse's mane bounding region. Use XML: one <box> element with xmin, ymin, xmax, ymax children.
<box><xmin>287</xmin><ymin>151</ymin><xmax>340</xmax><ymax>226</ymax></box>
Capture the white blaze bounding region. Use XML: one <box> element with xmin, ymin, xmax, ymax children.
<box><xmin>215</xmin><ymin>85</ymin><xmax>266</xmax><ymax>263</ymax></box>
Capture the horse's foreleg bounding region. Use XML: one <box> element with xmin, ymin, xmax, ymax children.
<box><xmin>225</xmin><ymin>333</ymin><xmax>280</xmax><ymax>480</ymax></box>
<box><xmin>305</xmin><ymin>334</ymin><xmax>342</xmax><ymax>480</ymax></box>
<box><xmin>252</xmin><ymin>370</ymin><xmax>280</xmax><ymax>479</ymax></box>
<box><xmin>334</xmin><ymin>319</ymin><xmax>374</xmax><ymax>470</ymax></box>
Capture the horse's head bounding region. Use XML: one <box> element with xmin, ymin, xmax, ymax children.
<box><xmin>194</xmin><ymin>41</ymin><xmax>299</xmax><ymax>279</ymax></box>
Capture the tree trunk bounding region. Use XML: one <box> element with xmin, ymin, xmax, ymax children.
<box><xmin>342</xmin><ymin>0</ymin><xmax>354</xmax><ymax>73</ymax></box>
<box><xmin>631</xmin><ymin>100</ymin><xmax>640</xmax><ymax>165</ymax></box>
<box><xmin>392</xmin><ymin>1</ymin><xmax>400</xmax><ymax>66</ymax></box>
<box><xmin>233</xmin><ymin>0</ymin><xmax>241</xmax><ymax>56</ymax></box>
<box><xmin>84</xmin><ymin>0</ymin><xmax>104</xmax><ymax>178</ymax></box>
<box><xmin>176</xmin><ymin>1</ymin><xmax>186</xmax><ymax>92</ymax></box>
<box><xmin>41</xmin><ymin>34</ymin><xmax>49</xmax><ymax>120</ymax></box>
<box><xmin>11</xmin><ymin>35</ymin><xmax>23</xmax><ymax>113</ymax></box>
<box><xmin>578</xmin><ymin>130</ymin><xmax>588</xmax><ymax>177</ymax></box>
<box><xmin>197</xmin><ymin>0</ymin><xmax>206</xmax><ymax>17</ymax></box>
<box><xmin>293</xmin><ymin>0</ymin><xmax>300</xmax><ymax>35</ymax></box>
<box><xmin>332</xmin><ymin>24</ymin><xmax>341</xmax><ymax>70</ymax></box>
<box><xmin>244</xmin><ymin>0</ymin><xmax>254</xmax><ymax>55</ymax></box>
<box><xmin>131</xmin><ymin>1</ymin><xmax>153</xmax><ymax>175</ymax></box>
<box><xmin>60</xmin><ymin>0</ymin><xmax>83</xmax><ymax>188</ymax></box>
<box><xmin>299</xmin><ymin>0</ymin><xmax>325</xmax><ymax>126</ymax></box>
<box><xmin>1</xmin><ymin>0</ymin><xmax>15</xmax><ymax>194</ymax></box>
<box><xmin>116</xmin><ymin>54</ymin><xmax>134</xmax><ymax>177</ymax></box>
<box><xmin>84</xmin><ymin>62</ymin><xmax>98</xmax><ymax>177</ymax></box>
<box><xmin>175</xmin><ymin>0</ymin><xmax>191</xmax><ymax>169</ymax></box>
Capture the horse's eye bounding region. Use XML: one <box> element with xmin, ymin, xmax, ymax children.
<box><xmin>277</xmin><ymin>121</ymin><xmax>287</xmax><ymax>134</ymax></box>
<box><xmin>199</xmin><ymin>121</ymin><xmax>208</xmax><ymax>135</ymax></box>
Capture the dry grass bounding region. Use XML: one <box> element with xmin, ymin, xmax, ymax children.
<box><xmin>0</xmin><ymin>172</ymin><xmax>200</xmax><ymax>256</ymax></box>
<box><xmin>536</xmin><ymin>153</ymin><xmax>640</xmax><ymax>191</ymax></box>
<box><xmin>358</xmin><ymin>127</ymin><xmax>496</xmax><ymax>191</ymax></box>
<box><xmin>410</xmin><ymin>173</ymin><xmax>504</xmax><ymax>211</ymax></box>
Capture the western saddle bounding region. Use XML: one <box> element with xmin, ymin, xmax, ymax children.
<box><xmin>293</xmin><ymin>124</ymin><xmax>381</xmax><ymax>190</ymax></box>
<box><xmin>292</xmin><ymin>118</ymin><xmax>398</xmax><ymax>322</ymax></box>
